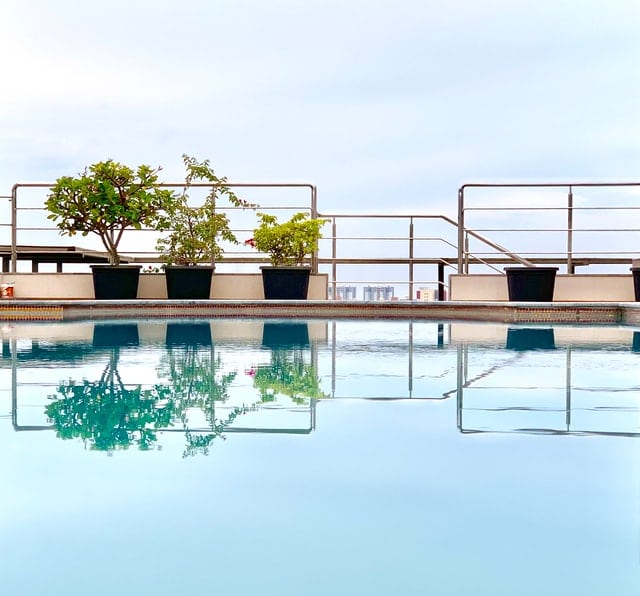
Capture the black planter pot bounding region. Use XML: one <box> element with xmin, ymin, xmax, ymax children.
<box><xmin>505</xmin><ymin>267</ymin><xmax>558</xmax><ymax>302</ymax></box>
<box><xmin>164</xmin><ymin>266</ymin><xmax>213</xmax><ymax>299</ymax></box>
<box><xmin>631</xmin><ymin>267</ymin><xmax>640</xmax><ymax>301</ymax></box>
<box><xmin>261</xmin><ymin>266</ymin><xmax>311</xmax><ymax>300</ymax></box>
<box><xmin>90</xmin><ymin>265</ymin><xmax>141</xmax><ymax>300</ymax></box>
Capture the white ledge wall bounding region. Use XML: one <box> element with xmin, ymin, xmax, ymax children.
<box><xmin>0</xmin><ymin>273</ymin><xmax>328</xmax><ymax>300</ymax></box>
<box><xmin>449</xmin><ymin>274</ymin><xmax>636</xmax><ymax>301</ymax></box>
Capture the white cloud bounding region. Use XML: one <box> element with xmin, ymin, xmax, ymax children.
<box><xmin>1</xmin><ymin>0</ymin><xmax>638</xmax><ymax>214</ymax></box>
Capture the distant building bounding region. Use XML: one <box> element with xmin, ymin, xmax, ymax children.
<box><xmin>363</xmin><ymin>285</ymin><xmax>394</xmax><ymax>301</ymax></box>
<box><xmin>416</xmin><ymin>286</ymin><xmax>446</xmax><ymax>301</ymax></box>
<box><xmin>329</xmin><ymin>285</ymin><xmax>357</xmax><ymax>300</ymax></box>
<box><xmin>416</xmin><ymin>287</ymin><xmax>436</xmax><ymax>302</ymax></box>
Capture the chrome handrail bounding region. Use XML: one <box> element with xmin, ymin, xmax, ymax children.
<box><xmin>6</xmin><ymin>179</ymin><xmax>640</xmax><ymax>300</ymax></box>
<box><xmin>458</xmin><ymin>181</ymin><xmax>640</xmax><ymax>274</ymax></box>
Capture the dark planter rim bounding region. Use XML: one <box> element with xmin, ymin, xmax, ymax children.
<box><xmin>260</xmin><ymin>265</ymin><xmax>312</xmax><ymax>270</ymax></box>
<box><xmin>164</xmin><ymin>265</ymin><xmax>215</xmax><ymax>269</ymax></box>
<box><xmin>90</xmin><ymin>264</ymin><xmax>142</xmax><ymax>269</ymax></box>
<box><xmin>504</xmin><ymin>267</ymin><xmax>559</xmax><ymax>272</ymax></box>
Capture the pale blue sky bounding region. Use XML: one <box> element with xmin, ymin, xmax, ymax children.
<box><xmin>1</xmin><ymin>0</ymin><xmax>638</xmax><ymax>217</ymax></box>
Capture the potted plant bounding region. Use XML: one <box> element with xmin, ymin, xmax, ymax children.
<box><xmin>46</xmin><ymin>159</ymin><xmax>175</xmax><ymax>299</ymax></box>
<box><xmin>246</xmin><ymin>211</ymin><xmax>328</xmax><ymax>299</ymax></box>
<box><xmin>156</xmin><ymin>155</ymin><xmax>256</xmax><ymax>299</ymax></box>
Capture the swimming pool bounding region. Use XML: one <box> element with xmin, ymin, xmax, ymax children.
<box><xmin>1</xmin><ymin>318</ymin><xmax>639</xmax><ymax>595</ymax></box>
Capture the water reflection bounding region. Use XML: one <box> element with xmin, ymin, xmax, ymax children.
<box><xmin>505</xmin><ymin>327</ymin><xmax>555</xmax><ymax>351</ymax></box>
<box><xmin>160</xmin><ymin>321</ymin><xmax>253</xmax><ymax>456</ymax></box>
<box><xmin>165</xmin><ymin>321</ymin><xmax>212</xmax><ymax>346</ymax></box>
<box><xmin>2</xmin><ymin>319</ymin><xmax>639</xmax><ymax>449</ymax></box>
<box><xmin>6</xmin><ymin>321</ymin><xmax>318</xmax><ymax>455</ymax></box>
<box><xmin>92</xmin><ymin>322</ymin><xmax>140</xmax><ymax>348</ymax></box>
<box><xmin>455</xmin><ymin>324</ymin><xmax>640</xmax><ymax>437</ymax></box>
<box><xmin>45</xmin><ymin>354</ymin><xmax>175</xmax><ymax>452</ymax></box>
<box><xmin>253</xmin><ymin>322</ymin><xmax>327</xmax><ymax>404</ymax></box>
<box><xmin>261</xmin><ymin>321</ymin><xmax>310</xmax><ymax>348</ymax></box>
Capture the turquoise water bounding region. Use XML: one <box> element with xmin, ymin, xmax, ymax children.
<box><xmin>1</xmin><ymin>319</ymin><xmax>639</xmax><ymax>595</ymax></box>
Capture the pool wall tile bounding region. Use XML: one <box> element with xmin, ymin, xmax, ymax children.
<box><xmin>0</xmin><ymin>300</ymin><xmax>637</xmax><ymax>325</ymax></box>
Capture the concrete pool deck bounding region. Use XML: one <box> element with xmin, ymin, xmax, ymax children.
<box><xmin>0</xmin><ymin>299</ymin><xmax>638</xmax><ymax>325</ymax></box>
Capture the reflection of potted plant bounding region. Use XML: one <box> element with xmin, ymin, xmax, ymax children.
<box><xmin>251</xmin><ymin>324</ymin><xmax>326</xmax><ymax>404</ymax></box>
<box><xmin>45</xmin><ymin>323</ymin><xmax>252</xmax><ymax>456</ymax></box>
<box><xmin>45</xmin><ymin>336</ymin><xmax>176</xmax><ymax>451</ymax></box>
<box><xmin>156</xmin><ymin>155</ymin><xmax>256</xmax><ymax>299</ymax></box>
<box><xmin>245</xmin><ymin>212</ymin><xmax>328</xmax><ymax>299</ymax></box>
<box><xmin>251</xmin><ymin>349</ymin><xmax>326</xmax><ymax>405</ymax></box>
<box><xmin>158</xmin><ymin>322</ymin><xmax>250</xmax><ymax>456</ymax></box>
<box><xmin>45</xmin><ymin>160</ymin><xmax>175</xmax><ymax>299</ymax></box>
<box><xmin>505</xmin><ymin>327</ymin><xmax>556</xmax><ymax>351</ymax></box>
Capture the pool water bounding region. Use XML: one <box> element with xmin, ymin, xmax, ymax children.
<box><xmin>1</xmin><ymin>319</ymin><xmax>639</xmax><ymax>595</ymax></box>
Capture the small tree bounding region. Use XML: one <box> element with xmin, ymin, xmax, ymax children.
<box><xmin>249</xmin><ymin>212</ymin><xmax>327</xmax><ymax>266</ymax></box>
<box><xmin>46</xmin><ymin>160</ymin><xmax>175</xmax><ymax>266</ymax></box>
<box><xmin>156</xmin><ymin>154</ymin><xmax>256</xmax><ymax>266</ymax></box>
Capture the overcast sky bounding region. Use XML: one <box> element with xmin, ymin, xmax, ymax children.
<box><xmin>1</xmin><ymin>0</ymin><xmax>638</xmax><ymax>218</ymax></box>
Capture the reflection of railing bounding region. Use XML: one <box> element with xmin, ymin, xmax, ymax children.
<box><xmin>7</xmin><ymin>321</ymin><xmax>320</xmax><ymax>447</ymax></box>
<box><xmin>3</xmin><ymin>321</ymin><xmax>457</xmax><ymax>444</ymax></box>
<box><xmin>4</xmin><ymin>321</ymin><xmax>640</xmax><ymax>440</ymax></box>
<box><xmin>455</xmin><ymin>333</ymin><xmax>640</xmax><ymax>437</ymax></box>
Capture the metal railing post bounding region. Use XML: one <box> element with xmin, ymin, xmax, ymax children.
<box><xmin>567</xmin><ymin>186</ymin><xmax>574</xmax><ymax>274</ymax></box>
<box><xmin>457</xmin><ymin>186</ymin><xmax>465</xmax><ymax>273</ymax></box>
<box><xmin>464</xmin><ymin>232</ymin><xmax>469</xmax><ymax>274</ymax></box>
<box><xmin>409</xmin><ymin>218</ymin><xmax>414</xmax><ymax>300</ymax></box>
<box><xmin>311</xmin><ymin>185</ymin><xmax>318</xmax><ymax>273</ymax></box>
<box><xmin>10</xmin><ymin>184</ymin><xmax>18</xmax><ymax>273</ymax></box>
<box><xmin>331</xmin><ymin>217</ymin><xmax>337</xmax><ymax>300</ymax></box>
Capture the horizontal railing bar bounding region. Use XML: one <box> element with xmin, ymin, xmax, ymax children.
<box><xmin>327</xmin><ymin>280</ymin><xmax>441</xmax><ymax>286</ymax></box>
<box><xmin>319</xmin><ymin>258</ymin><xmax>455</xmax><ymax>265</ymax></box>
<box><xmin>320</xmin><ymin>213</ymin><xmax>457</xmax><ymax>220</ymax></box>
<box><xmin>466</xmin><ymin>206</ymin><xmax>640</xmax><ymax>211</ymax></box>
<box><xmin>130</xmin><ymin>256</ymin><xmax>459</xmax><ymax>265</ymax></box>
<box><xmin>460</xmin><ymin>182</ymin><xmax>640</xmax><ymax>189</ymax></box>
<box><xmin>470</xmin><ymin>228</ymin><xmax>640</xmax><ymax>233</ymax></box>
<box><xmin>12</xmin><ymin>181</ymin><xmax>317</xmax><ymax>190</ymax></box>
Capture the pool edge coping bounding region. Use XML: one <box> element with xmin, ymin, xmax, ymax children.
<box><xmin>0</xmin><ymin>299</ymin><xmax>638</xmax><ymax>325</ymax></box>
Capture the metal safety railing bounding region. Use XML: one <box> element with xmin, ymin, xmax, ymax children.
<box><xmin>4</xmin><ymin>179</ymin><xmax>640</xmax><ymax>300</ymax></box>
<box><xmin>6</xmin><ymin>182</ymin><xmax>462</xmax><ymax>300</ymax></box>
<box><xmin>457</xmin><ymin>181</ymin><xmax>640</xmax><ymax>274</ymax></box>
